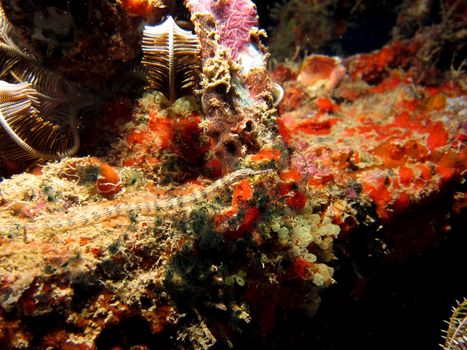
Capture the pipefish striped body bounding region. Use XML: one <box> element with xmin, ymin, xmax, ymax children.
<box><xmin>4</xmin><ymin>168</ymin><xmax>273</xmax><ymax>235</ymax></box>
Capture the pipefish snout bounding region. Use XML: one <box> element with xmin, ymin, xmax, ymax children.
<box><xmin>3</xmin><ymin>168</ymin><xmax>274</xmax><ymax>236</ymax></box>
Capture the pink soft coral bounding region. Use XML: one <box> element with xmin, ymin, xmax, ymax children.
<box><xmin>211</xmin><ymin>0</ymin><xmax>258</xmax><ymax>59</ymax></box>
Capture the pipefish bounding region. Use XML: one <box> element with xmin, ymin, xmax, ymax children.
<box><xmin>2</xmin><ymin>168</ymin><xmax>273</xmax><ymax>236</ymax></box>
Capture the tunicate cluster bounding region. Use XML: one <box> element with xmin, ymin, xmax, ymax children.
<box><xmin>140</xmin><ymin>91</ymin><xmax>199</xmax><ymax>117</ymax></box>
<box><xmin>269</xmin><ymin>207</ymin><xmax>340</xmax><ymax>287</ymax></box>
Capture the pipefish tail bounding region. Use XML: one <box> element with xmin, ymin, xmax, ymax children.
<box><xmin>3</xmin><ymin>168</ymin><xmax>274</xmax><ymax>235</ymax></box>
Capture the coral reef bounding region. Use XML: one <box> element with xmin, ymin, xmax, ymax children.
<box><xmin>274</xmin><ymin>49</ymin><xmax>466</xmax><ymax>265</ymax></box>
<box><xmin>0</xmin><ymin>0</ymin><xmax>465</xmax><ymax>349</ymax></box>
<box><xmin>0</xmin><ymin>0</ymin><xmax>322</xmax><ymax>348</ymax></box>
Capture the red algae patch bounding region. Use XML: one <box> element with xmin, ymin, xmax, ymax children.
<box><xmin>232</xmin><ymin>179</ymin><xmax>254</xmax><ymax>210</ymax></box>
<box><xmin>280</xmin><ymin>47</ymin><xmax>466</xmax><ymax>224</ymax></box>
<box><xmin>251</xmin><ymin>148</ymin><xmax>281</xmax><ymax>162</ymax></box>
<box><xmin>297</xmin><ymin>55</ymin><xmax>346</xmax><ymax>94</ymax></box>
<box><xmin>120</xmin><ymin>0</ymin><xmax>166</xmax><ymax>18</ymax></box>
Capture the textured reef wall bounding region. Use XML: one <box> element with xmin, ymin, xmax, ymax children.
<box><xmin>0</xmin><ymin>0</ymin><xmax>465</xmax><ymax>349</ymax></box>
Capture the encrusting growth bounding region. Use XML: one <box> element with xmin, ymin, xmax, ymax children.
<box><xmin>4</xmin><ymin>168</ymin><xmax>272</xmax><ymax>236</ymax></box>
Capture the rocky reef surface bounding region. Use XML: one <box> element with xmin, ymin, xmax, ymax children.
<box><xmin>0</xmin><ymin>0</ymin><xmax>465</xmax><ymax>349</ymax></box>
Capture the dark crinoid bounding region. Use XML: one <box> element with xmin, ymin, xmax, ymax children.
<box><xmin>0</xmin><ymin>81</ymin><xmax>79</xmax><ymax>162</ymax></box>
<box><xmin>0</xmin><ymin>7</ymin><xmax>80</xmax><ymax>166</ymax></box>
<box><xmin>142</xmin><ymin>15</ymin><xmax>201</xmax><ymax>103</ymax></box>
